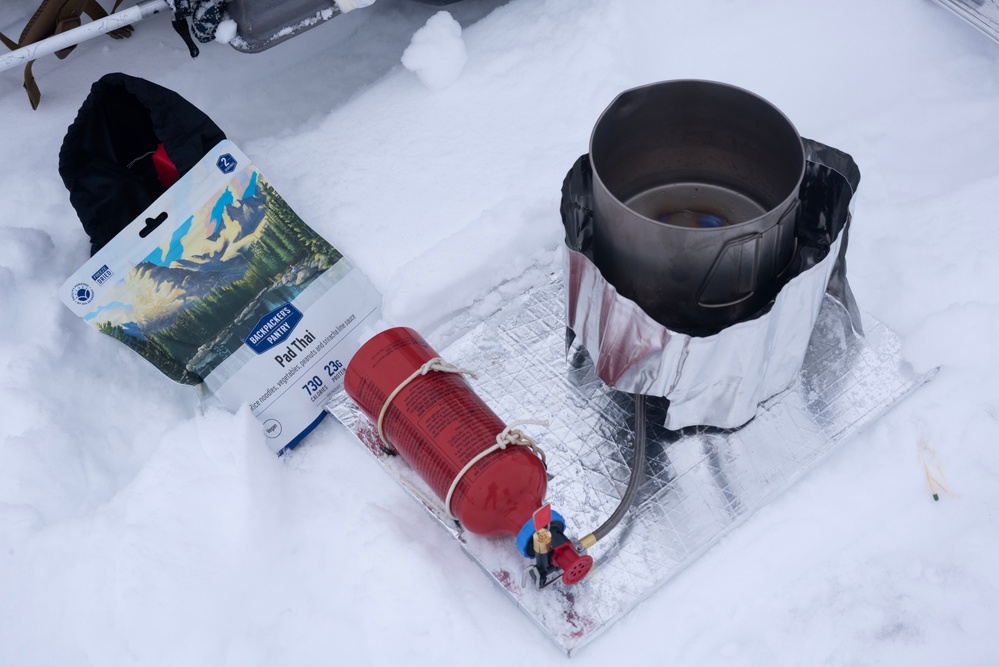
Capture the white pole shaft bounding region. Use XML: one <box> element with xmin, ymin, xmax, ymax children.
<box><xmin>0</xmin><ymin>0</ymin><xmax>170</xmax><ymax>74</ymax></box>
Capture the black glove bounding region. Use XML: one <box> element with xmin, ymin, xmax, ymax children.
<box><xmin>169</xmin><ymin>0</ymin><xmax>228</xmax><ymax>57</ymax></box>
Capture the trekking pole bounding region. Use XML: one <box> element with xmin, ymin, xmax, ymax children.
<box><xmin>0</xmin><ymin>0</ymin><xmax>170</xmax><ymax>74</ymax></box>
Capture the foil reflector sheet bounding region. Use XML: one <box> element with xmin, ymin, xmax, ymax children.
<box><xmin>326</xmin><ymin>271</ymin><xmax>933</xmax><ymax>655</ymax></box>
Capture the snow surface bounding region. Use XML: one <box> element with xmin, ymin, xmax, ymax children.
<box><xmin>2</xmin><ymin>0</ymin><xmax>999</xmax><ymax>664</ymax></box>
<box><xmin>402</xmin><ymin>11</ymin><xmax>467</xmax><ymax>91</ymax></box>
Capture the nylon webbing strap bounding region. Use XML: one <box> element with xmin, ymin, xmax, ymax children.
<box><xmin>58</xmin><ymin>0</ymin><xmax>91</xmax><ymax>30</ymax></box>
<box><xmin>24</xmin><ymin>61</ymin><xmax>40</xmax><ymax>109</ymax></box>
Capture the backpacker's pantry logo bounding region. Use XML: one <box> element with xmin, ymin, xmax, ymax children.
<box><xmin>245</xmin><ymin>304</ymin><xmax>304</xmax><ymax>354</ymax></box>
<box><xmin>71</xmin><ymin>282</ymin><xmax>94</xmax><ymax>305</ymax></box>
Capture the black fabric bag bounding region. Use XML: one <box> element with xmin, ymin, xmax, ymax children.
<box><xmin>59</xmin><ymin>72</ymin><xmax>226</xmax><ymax>255</ymax></box>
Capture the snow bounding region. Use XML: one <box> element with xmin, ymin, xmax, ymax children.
<box><xmin>1</xmin><ymin>0</ymin><xmax>999</xmax><ymax>664</ymax></box>
<box><xmin>214</xmin><ymin>18</ymin><xmax>238</xmax><ymax>45</ymax></box>
<box><xmin>402</xmin><ymin>11</ymin><xmax>467</xmax><ymax>90</ymax></box>
<box><xmin>341</xmin><ymin>0</ymin><xmax>379</xmax><ymax>11</ymax></box>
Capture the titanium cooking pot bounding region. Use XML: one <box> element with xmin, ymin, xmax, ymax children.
<box><xmin>589</xmin><ymin>79</ymin><xmax>806</xmax><ymax>334</ymax></box>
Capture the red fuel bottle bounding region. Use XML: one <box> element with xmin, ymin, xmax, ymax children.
<box><xmin>344</xmin><ymin>327</ymin><xmax>547</xmax><ymax>537</ymax></box>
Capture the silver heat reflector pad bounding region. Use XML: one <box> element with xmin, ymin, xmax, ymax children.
<box><xmin>326</xmin><ymin>268</ymin><xmax>934</xmax><ymax>655</ymax></box>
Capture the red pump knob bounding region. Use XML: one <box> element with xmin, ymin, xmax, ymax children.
<box><xmin>551</xmin><ymin>542</ymin><xmax>594</xmax><ymax>585</ymax></box>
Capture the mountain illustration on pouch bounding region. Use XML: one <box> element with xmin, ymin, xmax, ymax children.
<box><xmin>85</xmin><ymin>169</ymin><xmax>343</xmax><ymax>385</ymax></box>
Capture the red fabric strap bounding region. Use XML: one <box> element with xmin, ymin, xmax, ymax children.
<box><xmin>151</xmin><ymin>143</ymin><xmax>179</xmax><ymax>189</ymax></box>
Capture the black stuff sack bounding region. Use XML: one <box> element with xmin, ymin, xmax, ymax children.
<box><xmin>59</xmin><ymin>72</ymin><xmax>226</xmax><ymax>256</ymax></box>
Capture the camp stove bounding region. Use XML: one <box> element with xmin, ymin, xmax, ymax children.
<box><xmin>327</xmin><ymin>80</ymin><xmax>934</xmax><ymax>653</ymax></box>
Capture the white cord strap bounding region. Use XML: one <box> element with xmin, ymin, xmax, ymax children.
<box><xmin>444</xmin><ymin>419</ymin><xmax>549</xmax><ymax>520</ymax></box>
<box><xmin>376</xmin><ymin>357</ymin><xmax>478</xmax><ymax>453</ymax></box>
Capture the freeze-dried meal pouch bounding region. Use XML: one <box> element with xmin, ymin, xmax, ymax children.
<box><xmin>60</xmin><ymin>140</ymin><xmax>381</xmax><ymax>454</ymax></box>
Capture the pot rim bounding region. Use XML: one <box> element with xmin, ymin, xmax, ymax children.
<box><xmin>588</xmin><ymin>79</ymin><xmax>806</xmax><ymax>232</ymax></box>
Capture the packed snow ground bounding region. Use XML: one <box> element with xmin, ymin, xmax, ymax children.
<box><xmin>2</xmin><ymin>0</ymin><xmax>999</xmax><ymax>664</ymax></box>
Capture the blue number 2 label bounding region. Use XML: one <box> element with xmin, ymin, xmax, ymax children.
<box><xmin>216</xmin><ymin>153</ymin><xmax>237</xmax><ymax>174</ymax></box>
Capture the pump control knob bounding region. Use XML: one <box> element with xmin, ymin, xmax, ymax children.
<box><xmin>552</xmin><ymin>543</ymin><xmax>593</xmax><ymax>585</ymax></box>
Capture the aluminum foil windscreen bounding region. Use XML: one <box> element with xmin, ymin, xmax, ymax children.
<box><xmin>326</xmin><ymin>270</ymin><xmax>933</xmax><ymax>655</ymax></box>
<box><xmin>561</xmin><ymin>139</ymin><xmax>864</xmax><ymax>431</ymax></box>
